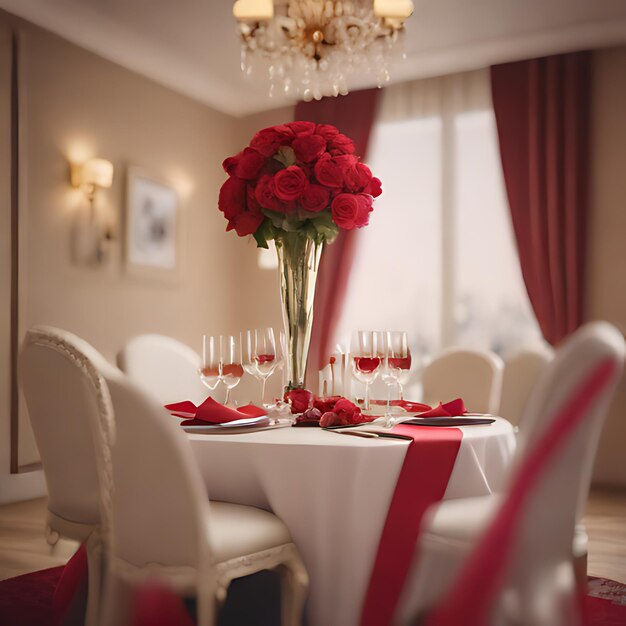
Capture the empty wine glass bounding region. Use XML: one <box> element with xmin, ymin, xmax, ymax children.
<box><xmin>199</xmin><ymin>335</ymin><xmax>221</xmax><ymax>391</ymax></box>
<box><xmin>254</xmin><ymin>328</ymin><xmax>278</xmax><ymax>407</ymax></box>
<box><xmin>351</xmin><ymin>330</ymin><xmax>381</xmax><ymax>411</ymax></box>
<box><xmin>381</xmin><ymin>331</ymin><xmax>409</xmax><ymax>426</ymax></box>
<box><xmin>220</xmin><ymin>334</ymin><xmax>244</xmax><ymax>406</ymax></box>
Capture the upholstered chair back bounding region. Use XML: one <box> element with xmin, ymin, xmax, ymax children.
<box><xmin>19</xmin><ymin>326</ymin><xmax>117</xmax><ymax>531</ymax></box>
<box><xmin>422</xmin><ymin>347</ymin><xmax>504</xmax><ymax>414</ymax></box>
<box><xmin>102</xmin><ymin>368</ymin><xmax>211</xmax><ymax>571</ymax></box>
<box><xmin>118</xmin><ymin>334</ymin><xmax>207</xmax><ymax>406</ymax></box>
<box><xmin>500</xmin><ymin>345</ymin><xmax>554</xmax><ymax>426</ymax></box>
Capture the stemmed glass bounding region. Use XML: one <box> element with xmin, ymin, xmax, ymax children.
<box><xmin>254</xmin><ymin>328</ymin><xmax>279</xmax><ymax>407</ymax></box>
<box><xmin>220</xmin><ymin>334</ymin><xmax>244</xmax><ymax>406</ymax></box>
<box><xmin>244</xmin><ymin>329</ymin><xmax>263</xmax><ymax>389</ymax></box>
<box><xmin>351</xmin><ymin>330</ymin><xmax>382</xmax><ymax>411</ymax></box>
<box><xmin>199</xmin><ymin>335</ymin><xmax>221</xmax><ymax>391</ymax></box>
<box><xmin>381</xmin><ymin>331</ymin><xmax>409</xmax><ymax>426</ymax></box>
<box><xmin>244</xmin><ymin>328</ymin><xmax>279</xmax><ymax>407</ymax></box>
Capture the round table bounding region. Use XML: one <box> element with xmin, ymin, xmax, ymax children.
<box><xmin>188</xmin><ymin>418</ymin><xmax>516</xmax><ymax>626</ymax></box>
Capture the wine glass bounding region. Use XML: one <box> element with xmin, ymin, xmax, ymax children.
<box><xmin>199</xmin><ymin>335</ymin><xmax>221</xmax><ymax>391</ymax></box>
<box><xmin>381</xmin><ymin>331</ymin><xmax>409</xmax><ymax>426</ymax></box>
<box><xmin>351</xmin><ymin>330</ymin><xmax>381</xmax><ymax>411</ymax></box>
<box><xmin>244</xmin><ymin>330</ymin><xmax>263</xmax><ymax>383</ymax></box>
<box><xmin>220</xmin><ymin>334</ymin><xmax>244</xmax><ymax>406</ymax></box>
<box><xmin>254</xmin><ymin>328</ymin><xmax>278</xmax><ymax>407</ymax></box>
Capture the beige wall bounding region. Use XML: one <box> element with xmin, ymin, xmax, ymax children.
<box><xmin>588</xmin><ymin>46</ymin><xmax>626</xmax><ymax>487</ymax></box>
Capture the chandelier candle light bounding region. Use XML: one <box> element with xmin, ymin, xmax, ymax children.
<box><xmin>218</xmin><ymin>122</ymin><xmax>382</xmax><ymax>391</ymax></box>
<box><xmin>233</xmin><ymin>0</ymin><xmax>414</xmax><ymax>100</ymax></box>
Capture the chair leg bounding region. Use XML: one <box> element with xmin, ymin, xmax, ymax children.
<box><xmin>278</xmin><ymin>557</ymin><xmax>309</xmax><ymax>626</ymax></box>
<box><xmin>85</xmin><ymin>536</ymin><xmax>104</xmax><ymax>626</ymax></box>
<box><xmin>196</xmin><ymin>584</ymin><xmax>218</xmax><ymax>626</ymax></box>
<box><xmin>100</xmin><ymin>567</ymin><xmax>132</xmax><ymax>626</ymax></box>
<box><xmin>574</xmin><ymin>550</ymin><xmax>588</xmax><ymax>594</ymax></box>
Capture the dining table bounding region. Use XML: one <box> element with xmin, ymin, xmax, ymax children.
<box><xmin>187</xmin><ymin>417</ymin><xmax>516</xmax><ymax>626</ymax></box>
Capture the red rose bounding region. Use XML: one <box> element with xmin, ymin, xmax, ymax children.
<box><xmin>250</xmin><ymin>125</ymin><xmax>295</xmax><ymax>157</ymax></box>
<box><xmin>355</xmin><ymin>193</ymin><xmax>374</xmax><ymax>227</ymax></box>
<box><xmin>328</xmin><ymin>133</ymin><xmax>355</xmax><ymax>155</ymax></box>
<box><xmin>247</xmin><ymin>185</ymin><xmax>262</xmax><ymax>212</ymax></box>
<box><xmin>315</xmin><ymin>123</ymin><xmax>340</xmax><ymax>141</ymax></box>
<box><xmin>331</xmin><ymin>193</ymin><xmax>372</xmax><ymax>229</ymax></box>
<box><xmin>235</xmin><ymin>147</ymin><xmax>265</xmax><ymax>180</ymax></box>
<box><xmin>226</xmin><ymin>211</ymin><xmax>264</xmax><ymax>236</ymax></box>
<box><xmin>333</xmin><ymin>398</ymin><xmax>359</xmax><ymax>422</ymax></box>
<box><xmin>314</xmin><ymin>154</ymin><xmax>344</xmax><ymax>188</ymax></box>
<box><xmin>320</xmin><ymin>411</ymin><xmax>339</xmax><ymax>428</ymax></box>
<box><xmin>254</xmin><ymin>174</ymin><xmax>283</xmax><ymax>212</ymax></box>
<box><xmin>222</xmin><ymin>152</ymin><xmax>241</xmax><ymax>176</ymax></box>
<box><xmin>288</xmin><ymin>121</ymin><xmax>316</xmax><ymax>136</ymax></box>
<box><xmin>313</xmin><ymin>395</ymin><xmax>342</xmax><ymax>414</ymax></box>
<box><xmin>300</xmin><ymin>184</ymin><xmax>330</xmax><ymax>213</ymax></box>
<box><xmin>364</xmin><ymin>176</ymin><xmax>382</xmax><ymax>198</ymax></box>
<box><xmin>274</xmin><ymin>166</ymin><xmax>308</xmax><ymax>201</ymax></box>
<box><xmin>293</xmin><ymin>134</ymin><xmax>327</xmax><ymax>163</ymax></box>
<box><xmin>333</xmin><ymin>154</ymin><xmax>359</xmax><ymax>176</ymax></box>
<box><xmin>344</xmin><ymin>163</ymin><xmax>373</xmax><ymax>193</ymax></box>
<box><xmin>285</xmin><ymin>388</ymin><xmax>314</xmax><ymax>413</ymax></box>
<box><xmin>218</xmin><ymin>176</ymin><xmax>246</xmax><ymax>219</ymax></box>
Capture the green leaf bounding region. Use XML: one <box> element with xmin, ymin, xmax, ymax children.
<box><xmin>261</xmin><ymin>208</ymin><xmax>288</xmax><ymax>229</ymax></box>
<box><xmin>311</xmin><ymin>212</ymin><xmax>339</xmax><ymax>243</ymax></box>
<box><xmin>253</xmin><ymin>218</ymin><xmax>276</xmax><ymax>249</ymax></box>
<box><xmin>273</xmin><ymin>146</ymin><xmax>296</xmax><ymax>168</ymax></box>
<box><xmin>297</xmin><ymin>207</ymin><xmax>328</xmax><ymax>221</ymax></box>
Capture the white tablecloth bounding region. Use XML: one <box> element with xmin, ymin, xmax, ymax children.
<box><xmin>188</xmin><ymin>419</ymin><xmax>516</xmax><ymax>626</ymax></box>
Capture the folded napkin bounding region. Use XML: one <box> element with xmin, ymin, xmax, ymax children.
<box><xmin>417</xmin><ymin>398</ymin><xmax>467</xmax><ymax>417</ymax></box>
<box><xmin>236</xmin><ymin>403</ymin><xmax>267</xmax><ymax>417</ymax></box>
<box><xmin>165</xmin><ymin>397</ymin><xmax>265</xmax><ymax>425</ymax></box>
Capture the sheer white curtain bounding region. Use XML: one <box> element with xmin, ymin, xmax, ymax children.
<box><xmin>334</xmin><ymin>69</ymin><xmax>540</xmax><ymax>382</ymax></box>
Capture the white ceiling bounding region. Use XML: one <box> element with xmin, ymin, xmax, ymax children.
<box><xmin>2</xmin><ymin>0</ymin><xmax>626</xmax><ymax>117</ymax></box>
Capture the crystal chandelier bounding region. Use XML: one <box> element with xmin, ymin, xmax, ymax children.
<box><xmin>232</xmin><ymin>0</ymin><xmax>414</xmax><ymax>101</ymax></box>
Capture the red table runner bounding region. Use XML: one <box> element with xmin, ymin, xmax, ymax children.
<box><xmin>360</xmin><ymin>425</ymin><xmax>463</xmax><ymax>626</ymax></box>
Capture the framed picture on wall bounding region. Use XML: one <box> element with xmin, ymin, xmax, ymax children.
<box><xmin>125</xmin><ymin>167</ymin><xmax>179</xmax><ymax>281</ymax></box>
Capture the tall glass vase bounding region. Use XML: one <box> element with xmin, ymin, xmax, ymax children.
<box><xmin>276</xmin><ymin>233</ymin><xmax>323</xmax><ymax>392</ymax></box>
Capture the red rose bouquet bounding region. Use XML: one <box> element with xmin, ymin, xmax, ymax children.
<box><xmin>218</xmin><ymin>121</ymin><xmax>382</xmax><ymax>248</ymax></box>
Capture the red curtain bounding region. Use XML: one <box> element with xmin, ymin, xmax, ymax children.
<box><xmin>295</xmin><ymin>89</ymin><xmax>380</xmax><ymax>386</ymax></box>
<box><xmin>490</xmin><ymin>52</ymin><xmax>591</xmax><ymax>346</ymax></box>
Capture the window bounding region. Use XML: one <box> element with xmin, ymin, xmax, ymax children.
<box><xmin>334</xmin><ymin>70</ymin><xmax>541</xmax><ymax>367</ymax></box>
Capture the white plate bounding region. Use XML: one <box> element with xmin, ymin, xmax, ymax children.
<box><xmin>180</xmin><ymin>415</ymin><xmax>270</xmax><ymax>433</ymax></box>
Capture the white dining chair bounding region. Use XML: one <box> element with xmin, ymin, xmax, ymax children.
<box><xmin>19</xmin><ymin>325</ymin><xmax>121</xmax><ymax>626</ymax></box>
<box><xmin>422</xmin><ymin>347</ymin><xmax>504</xmax><ymax>414</ymax></box>
<box><xmin>400</xmin><ymin>322</ymin><xmax>624</xmax><ymax>626</ymax></box>
<box><xmin>100</xmin><ymin>366</ymin><xmax>309</xmax><ymax>626</ymax></box>
<box><xmin>117</xmin><ymin>334</ymin><xmax>208</xmax><ymax>406</ymax></box>
<box><xmin>499</xmin><ymin>345</ymin><xmax>554</xmax><ymax>427</ymax></box>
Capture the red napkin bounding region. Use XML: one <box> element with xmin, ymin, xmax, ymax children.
<box><xmin>417</xmin><ymin>398</ymin><xmax>467</xmax><ymax>417</ymax></box>
<box><xmin>237</xmin><ymin>403</ymin><xmax>267</xmax><ymax>417</ymax></box>
<box><xmin>165</xmin><ymin>397</ymin><xmax>265</xmax><ymax>425</ymax></box>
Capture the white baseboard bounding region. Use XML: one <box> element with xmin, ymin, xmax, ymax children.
<box><xmin>0</xmin><ymin>470</ymin><xmax>47</xmax><ymax>504</ymax></box>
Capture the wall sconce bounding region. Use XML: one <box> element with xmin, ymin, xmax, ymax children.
<box><xmin>70</xmin><ymin>157</ymin><xmax>114</xmax><ymax>265</ymax></box>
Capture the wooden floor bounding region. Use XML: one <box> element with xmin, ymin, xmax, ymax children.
<box><xmin>0</xmin><ymin>489</ymin><xmax>625</xmax><ymax>583</ymax></box>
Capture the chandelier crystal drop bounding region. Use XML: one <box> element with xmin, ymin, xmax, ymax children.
<box><xmin>233</xmin><ymin>0</ymin><xmax>414</xmax><ymax>101</ymax></box>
